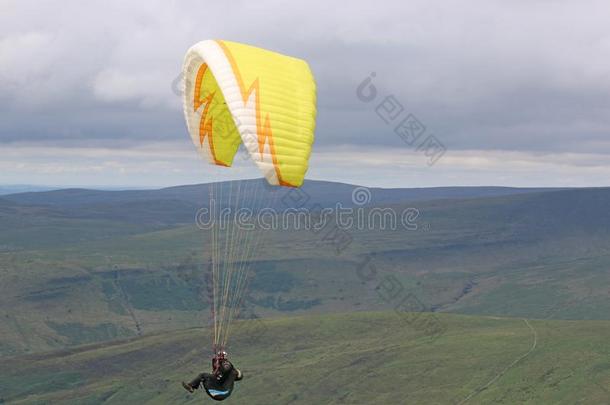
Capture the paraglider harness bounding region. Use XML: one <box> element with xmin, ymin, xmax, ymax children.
<box><xmin>204</xmin><ymin>350</ymin><xmax>240</xmax><ymax>400</ymax></box>
<box><xmin>212</xmin><ymin>351</ymin><xmax>228</xmax><ymax>377</ymax></box>
<box><xmin>182</xmin><ymin>349</ymin><xmax>242</xmax><ymax>400</ymax></box>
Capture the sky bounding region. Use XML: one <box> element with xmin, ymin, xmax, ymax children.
<box><xmin>1</xmin><ymin>0</ymin><xmax>610</xmax><ymax>188</ymax></box>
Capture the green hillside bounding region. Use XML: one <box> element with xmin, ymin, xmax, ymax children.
<box><xmin>1</xmin><ymin>312</ymin><xmax>609</xmax><ymax>404</ymax></box>
<box><xmin>2</xmin><ymin>187</ymin><xmax>610</xmax><ymax>356</ymax></box>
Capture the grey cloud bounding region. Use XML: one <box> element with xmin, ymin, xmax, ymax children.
<box><xmin>1</xmin><ymin>0</ymin><xmax>610</xmax><ymax>177</ymax></box>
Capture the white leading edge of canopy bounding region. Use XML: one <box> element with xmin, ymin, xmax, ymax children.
<box><xmin>182</xmin><ymin>40</ymin><xmax>279</xmax><ymax>185</ymax></box>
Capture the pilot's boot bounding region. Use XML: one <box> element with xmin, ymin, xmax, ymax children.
<box><xmin>182</xmin><ymin>382</ymin><xmax>195</xmax><ymax>393</ymax></box>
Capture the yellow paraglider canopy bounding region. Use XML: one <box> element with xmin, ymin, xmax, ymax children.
<box><xmin>182</xmin><ymin>39</ymin><xmax>317</xmax><ymax>187</ymax></box>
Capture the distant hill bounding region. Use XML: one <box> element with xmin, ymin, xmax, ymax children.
<box><xmin>2</xmin><ymin>179</ymin><xmax>562</xmax><ymax>208</ymax></box>
<box><xmin>1</xmin><ymin>312</ymin><xmax>609</xmax><ymax>404</ymax></box>
<box><xmin>0</xmin><ymin>180</ymin><xmax>564</xmax><ymax>250</ymax></box>
<box><xmin>0</xmin><ymin>180</ymin><xmax>564</xmax><ymax>240</ymax></box>
<box><xmin>0</xmin><ymin>185</ymin><xmax>58</xmax><ymax>195</ymax></box>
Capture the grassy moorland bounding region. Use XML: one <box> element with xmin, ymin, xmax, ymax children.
<box><xmin>1</xmin><ymin>312</ymin><xmax>609</xmax><ymax>404</ymax></box>
<box><xmin>1</xmin><ymin>183</ymin><xmax>610</xmax><ymax>357</ymax></box>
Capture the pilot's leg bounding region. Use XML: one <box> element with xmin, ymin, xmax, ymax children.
<box><xmin>182</xmin><ymin>373</ymin><xmax>205</xmax><ymax>393</ymax></box>
<box><xmin>188</xmin><ymin>373</ymin><xmax>206</xmax><ymax>388</ymax></box>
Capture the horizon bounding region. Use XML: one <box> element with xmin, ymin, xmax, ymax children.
<box><xmin>0</xmin><ymin>179</ymin><xmax>587</xmax><ymax>194</ymax></box>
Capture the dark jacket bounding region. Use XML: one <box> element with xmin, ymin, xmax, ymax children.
<box><xmin>189</xmin><ymin>361</ymin><xmax>243</xmax><ymax>401</ymax></box>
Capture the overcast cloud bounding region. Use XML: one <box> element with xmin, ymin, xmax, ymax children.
<box><xmin>1</xmin><ymin>0</ymin><xmax>610</xmax><ymax>187</ymax></box>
